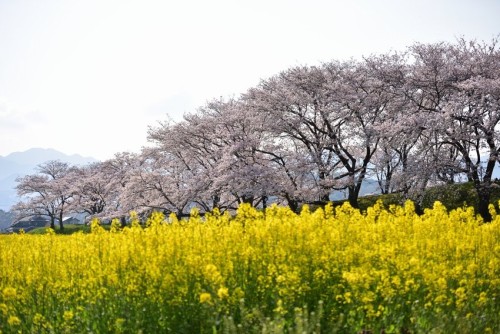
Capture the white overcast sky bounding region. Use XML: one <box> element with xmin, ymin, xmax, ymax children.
<box><xmin>0</xmin><ymin>0</ymin><xmax>499</xmax><ymax>160</ymax></box>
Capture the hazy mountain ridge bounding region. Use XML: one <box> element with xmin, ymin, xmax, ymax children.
<box><xmin>1</xmin><ymin>148</ymin><xmax>96</xmax><ymax>167</ymax></box>
<box><xmin>0</xmin><ymin>148</ymin><xmax>97</xmax><ymax>212</ymax></box>
<box><xmin>0</xmin><ymin>210</ymin><xmax>14</xmax><ymax>230</ymax></box>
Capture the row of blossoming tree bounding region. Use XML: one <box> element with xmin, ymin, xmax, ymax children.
<box><xmin>14</xmin><ymin>38</ymin><xmax>500</xmax><ymax>225</ymax></box>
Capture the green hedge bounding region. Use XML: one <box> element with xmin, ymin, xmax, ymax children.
<box><xmin>350</xmin><ymin>181</ymin><xmax>500</xmax><ymax>214</ymax></box>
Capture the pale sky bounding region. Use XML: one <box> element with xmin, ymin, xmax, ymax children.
<box><xmin>1</xmin><ymin>0</ymin><xmax>499</xmax><ymax>160</ymax></box>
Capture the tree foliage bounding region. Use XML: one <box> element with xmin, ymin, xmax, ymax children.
<box><xmin>14</xmin><ymin>38</ymin><xmax>500</xmax><ymax>221</ymax></box>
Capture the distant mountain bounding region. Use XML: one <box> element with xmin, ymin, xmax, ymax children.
<box><xmin>2</xmin><ymin>148</ymin><xmax>96</xmax><ymax>167</ymax></box>
<box><xmin>0</xmin><ymin>148</ymin><xmax>97</xmax><ymax>212</ymax></box>
<box><xmin>0</xmin><ymin>209</ymin><xmax>14</xmax><ymax>231</ymax></box>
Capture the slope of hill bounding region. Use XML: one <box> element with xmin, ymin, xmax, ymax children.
<box><xmin>0</xmin><ymin>209</ymin><xmax>14</xmax><ymax>231</ymax></box>
<box><xmin>2</xmin><ymin>148</ymin><xmax>96</xmax><ymax>167</ymax></box>
<box><xmin>0</xmin><ymin>148</ymin><xmax>97</xmax><ymax>212</ymax></box>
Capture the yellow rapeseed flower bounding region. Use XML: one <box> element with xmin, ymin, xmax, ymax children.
<box><xmin>0</xmin><ymin>303</ymin><xmax>8</xmax><ymax>316</ymax></box>
<box><xmin>7</xmin><ymin>315</ymin><xmax>21</xmax><ymax>326</ymax></box>
<box><xmin>2</xmin><ymin>287</ymin><xmax>16</xmax><ymax>299</ymax></box>
<box><xmin>63</xmin><ymin>310</ymin><xmax>74</xmax><ymax>322</ymax></box>
<box><xmin>478</xmin><ymin>292</ymin><xmax>488</xmax><ymax>305</ymax></box>
<box><xmin>217</xmin><ymin>286</ymin><xmax>229</xmax><ymax>299</ymax></box>
<box><xmin>33</xmin><ymin>313</ymin><xmax>45</xmax><ymax>326</ymax></box>
<box><xmin>0</xmin><ymin>201</ymin><xmax>498</xmax><ymax>331</ymax></box>
<box><xmin>199</xmin><ymin>292</ymin><xmax>212</xmax><ymax>304</ymax></box>
<box><xmin>436</xmin><ymin>277</ymin><xmax>447</xmax><ymax>290</ymax></box>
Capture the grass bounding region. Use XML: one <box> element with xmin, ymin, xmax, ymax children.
<box><xmin>28</xmin><ymin>224</ymin><xmax>92</xmax><ymax>235</ymax></box>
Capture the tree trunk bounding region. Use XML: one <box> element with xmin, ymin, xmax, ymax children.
<box><xmin>241</xmin><ymin>195</ymin><xmax>254</xmax><ymax>205</ymax></box>
<box><xmin>212</xmin><ymin>194</ymin><xmax>221</xmax><ymax>211</ymax></box>
<box><xmin>472</xmin><ymin>149</ymin><xmax>496</xmax><ymax>222</ymax></box>
<box><xmin>286</xmin><ymin>196</ymin><xmax>299</xmax><ymax>213</ymax></box>
<box><xmin>261</xmin><ymin>195</ymin><xmax>268</xmax><ymax>211</ymax></box>
<box><xmin>382</xmin><ymin>169</ymin><xmax>392</xmax><ymax>194</ymax></box>
<box><xmin>348</xmin><ymin>171</ymin><xmax>365</xmax><ymax>209</ymax></box>
<box><xmin>58</xmin><ymin>212</ymin><xmax>64</xmax><ymax>231</ymax></box>
<box><xmin>50</xmin><ymin>216</ymin><xmax>55</xmax><ymax>230</ymax></box>
<box><xmin>347</xmin><ymin>186</ymin><xmax>360</xmax><ymax>209</ymax></box>
<box><xmin>476</xmin><ymin>183</ymin><xmax>492</xmax><ymax>222</ymax></box>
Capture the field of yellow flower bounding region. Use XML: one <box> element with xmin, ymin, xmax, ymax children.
<box><xmin>0</xmin><ymin>201</ymin><xmax>499</xmax><ymax>333</ymax></box>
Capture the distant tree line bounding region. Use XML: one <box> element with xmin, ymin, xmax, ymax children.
<box><xmin>14</xmin><ymin>38</ymin><xmax>500</xmax><ymax>225</ymax></box>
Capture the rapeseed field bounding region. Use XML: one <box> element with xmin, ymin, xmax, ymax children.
<box><xmin>0</xmin><ymin>201</ymin><xmax>499</xmax><ymax>333</ymax></box>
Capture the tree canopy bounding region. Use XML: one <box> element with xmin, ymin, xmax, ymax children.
<box><xmin>14</xmin><ymin>38</ymin><xmax>500</xmax><ymax>222</ymax></box>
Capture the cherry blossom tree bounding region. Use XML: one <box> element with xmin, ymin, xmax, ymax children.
<box><xmin>120</xmin><ymin>147</ymin><xmax>213</xmax><ymax>218</ymax></box>
<box><xmin>69</xmin><ymin>161</ymin><xmax>122</xmax><ymax>217</ymax></box>
<box><xmin>405</xmin><ymin>38</ymin><xmax>500</xmax><ymax>220</ymax></box>
<box><xmin>147</xmin><ymin>98</ymin><xmax>283</xmax><ymax>212</ymax></box>
<box><xmin>100</xmin><ymin>152</ymin><xmax>141</xmax><ymax>219</ymax></box>
<box><xmin>13</xmin><ymin>160</ymin><xmax>74</xmax><ymax>230</ymax></box>
<box><xmin>246</xmin><ymin>61</ymin><xmax>389</xmax><ymax>208</ymax></box>
<box><xmin>198</xmin><ymin>99</ymin><xmax>283</xmax><ymax>209</ymax></box>
<box><xmin>147</xmin><ymin>105</ymin><xmax>232</xmax><ymax>213</ymax></box>
<box><xmin>323</xmin><ymin>60</ymin><xmax>391</xmax><ymax>206</ymax></box>
<box><xmin>364</xmin><ymin>52</ymin><xmax>428</xmax><ymax>196</ymax></box>
<box><xmin>246</xmin><ymin>66</ymin><xmax>346</xmax><ymax>204</ymax></box>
